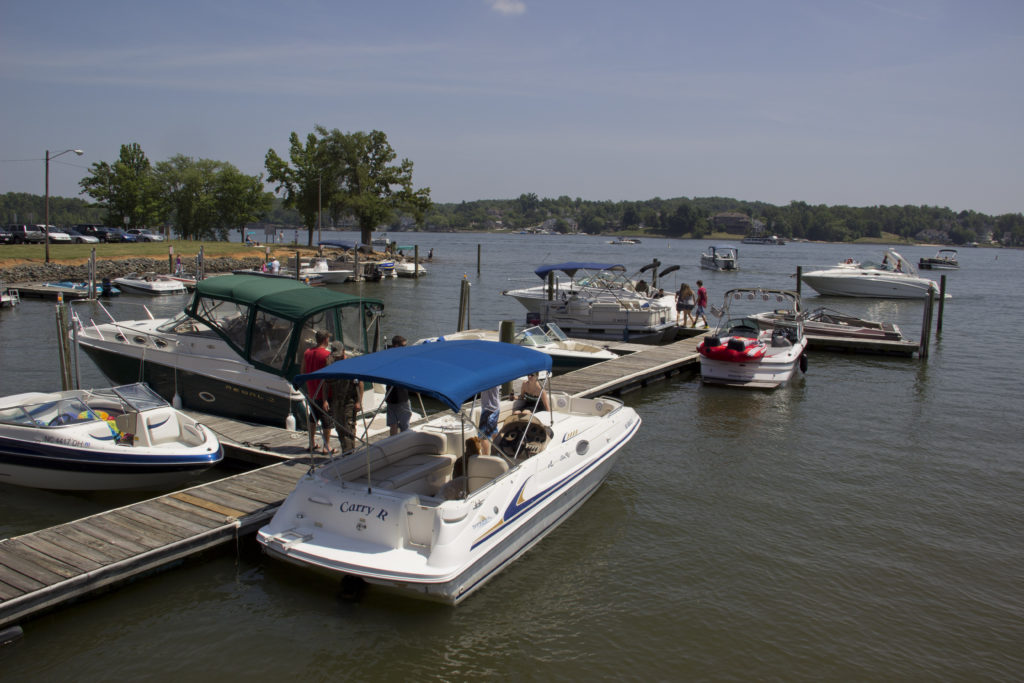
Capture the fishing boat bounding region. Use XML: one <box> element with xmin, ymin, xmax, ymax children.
<box><xmin>700</xmin><ymin>245</ymin><xmax>739</xmax><ymax>271</ymax></box>
<box><xmin>918</xmin><ymin>248</ymin><xmax>959</xmax><ymax>270</ymax></box>
<box><xmin>697</xmin><ymin>288</ymin><xmax>808</xmax><ymax>388</ymax></box>
<box><xmin>414</xmin><ymin>322</ymin><xmax>617</xmax><ymax>372</ymax></box>
<box><xmin>0</xmin><ymin>382</ymin><xmax>221</xmax><ymax>490</ymax></box>
<box><xmin>257</xmin><ymin>340</ymin><xmax>642</xmax><ymax>604</ymax></box>
<box><xmin>71</xmin><ymin>274</ymin><xmax>386</xmax><ymax>430</ymax></box>
<box><xmin>801</xmin><ymin>250</ymin><xmax>941</xmax><ymax>299</ymax></box>
<box><xmin>112</xmin><ymin>273</ymin><xmax>187</xmax><ymax>295</ymax></box>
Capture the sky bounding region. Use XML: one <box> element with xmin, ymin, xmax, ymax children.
<box><xmin>1</xmin><ymin>0</ymin><xmax>1022</xmax><ymax>215</ymax></box>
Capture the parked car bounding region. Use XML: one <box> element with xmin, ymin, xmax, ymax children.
<box><xmin>0</xmin><ymin>226</ymin><xmax>14</xmax><ymax>245</ymax></box>
<box><xmin>39</xmin><ymin>225</ymin><xmax>72</xmax><ymax>243</ymax></box>
<box><xmin>127</xmin><ymin>228</ymin><xmax>165</xmax><ymax>242</ymax></box>
<box><xmin>66</xmin><ymin>228</ymin><xmax>100</xmax><ymax>244</ymax></box>
<box><xmin>5</xmin><ymin>224</ymin><xmax>45</xmax><ymax>244</ymax></box>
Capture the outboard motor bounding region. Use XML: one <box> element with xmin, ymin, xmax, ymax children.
<box><xmin>100</xmin><ymin>277</ymin><xmax>114</xmax><ymax>298</ymax></box>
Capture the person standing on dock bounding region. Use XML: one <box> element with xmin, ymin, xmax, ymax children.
<box><xmin>302</xmin><ymin>330</ymin><xmax>334</xmax><ymax>453</ymax></box>
<box><xmin>675</xmin><ymin>283</ymin><xmax>695</xmax><ymax>327</ymax></box>
<box><xmin>326</xmin><ymin>342</ymin><xmax>362</xmax><ymax>452</ymax></box>
<box><xmin>386</xmin><ymin>336</ymin><xmax>411</xmax><ymax>435</ymax></box>
<box><xmin>695</xmin><ymin>280</ymin><xmax>709</xmax><ymax>328</ymax></box>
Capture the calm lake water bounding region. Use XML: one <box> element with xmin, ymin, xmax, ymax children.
<box><xmin>1</xmin><ymin>233</ymin><xmax>1022</xmax><ymax>680</ymax></box>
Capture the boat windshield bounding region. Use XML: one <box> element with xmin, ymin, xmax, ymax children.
<box><xmin>514</xmin><ymin>326</ymin><xmax>552</xmax><ymax>346</ymax></box>
<box><xmin>544</xmin><ymin>322</ymin><xmax>569</xmax><ymax>341</ymax></box>
<box><xmin>0</xmin><ymin>396</ymin><xmax>98</xmax><ymax>428</ymax></box>
<box><xmin>108</xmin><ymin>383</ymin><xmax>169</xmax><ymax>411</ymax></box>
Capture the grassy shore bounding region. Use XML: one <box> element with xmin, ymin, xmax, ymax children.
<box><xmin>0</xmin><ymin>241</ymin><xmax>321</xmax><ymax>267</ymax></box>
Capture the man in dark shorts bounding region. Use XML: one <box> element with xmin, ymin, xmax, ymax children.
<box><xmin>386</xmin><ymin>336</ymin><xmax>411</xmax><ymax>435</ymax></box>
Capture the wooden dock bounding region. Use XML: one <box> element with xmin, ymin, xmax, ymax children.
<box><xmin>1</xmin><ymin>328</ymin><xmax>920</xmax><ymax>629</ymax></box>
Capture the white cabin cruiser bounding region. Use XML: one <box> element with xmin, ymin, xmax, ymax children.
<box><xmin>71</xmin><ymin>274</ymin><xmax>387</xmax><ymax>431</ymax></box>
<box><xmin>257</xmin><ymin>340</ymin><xmax>641</xmax><ymax>604</ymax></box>
<box><xmin>697</xmin><ymin>288</ymin><xmax>808</xmax><ymax>388</ymax></box>
<box><xmin>801</xmin><ymin>250</ymin><xmax>941</xmax><ymax>299</ymax></box>
<box><xmin>0</xmin><ymin>382</ymin><xmax>221</xmax><ymax>490</ymax></box>
<box><xmin>301</xmin><ymin>258</ymin><xmax>354</xmax><ymax>284</ymax></box>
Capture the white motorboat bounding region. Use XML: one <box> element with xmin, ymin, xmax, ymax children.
<box><xmin>700</xmin><ymin>245</ymin><xmax>739</xmax><ymax>271</ymax></box>
<box><xmin>301</xmin><ymin>258</ymin><xmax>354</xmax><ymax>284</ymax></box>
<box><xmin>751</xmin><ymin>305</ymin><xmax>903</xmax><ymax>341</ymax></box>
<box><xmin>415</xmin><ymin>322</ymin><xmax>617</xmax><ymax>372</ymax></box>
<box><xmin>697</xmin><ymin>288</ymin><xmax>808</xmax><ymax>388</ymax></box>
<box><xmin>1</xmin><ymin>284</ymin><xmax>20</xmax><ymax>308</ymax></box>
<box><xmin>257</xmin><ymin>340</ymin><xmax>642</xmax><ymax>604</ymax></box>
<box><xmin>918</xmin><ymin>248</ymin><xmax>959</xmax><ymax>270</ymax></box>
<box><xmin>112</xmin><ymin>272</ymin><xmax>187</xmax><ymax>295</ymax></box>
<box><xmin>503</xmin><ymin>262</ymin><xmax>678</xmax><ymax>344</ymax></box>
<box><xmin>741</xmin><ymin>235</ymin><xmax>785</xmax><ymax>245</ymax></box>
<box><xmin>801</xmin><ymin>250</ymin><xmax>941</xmax><ymax>299</ymax></box>
<box><xmin>0</xmin><ymin>382</ymin><xmax>221</xmax><ymax>490</ymax></box>
<box><xmin>376</xmin><ymin>260</ymin><xmax>397</xmax><ymax>278</ymax></box>
<box><xmin>394</xmin><ymin>260</ymin><xmax>427</xmax><ymax>277</ymax></box>
<box><xmin>71</xmin><ymin>274</ymin><xmax>388</xmax><ymax>431</ymax></box>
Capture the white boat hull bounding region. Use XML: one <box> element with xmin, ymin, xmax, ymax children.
<box><xmin>801</xmin><ymin>271</ymin><xmax>937</xmax><ymax>298</ymax></box>
<box><xmin>699</xmin><ymin>338</ymin><xmax>807</xmax><ymax>388</ymax></box>
<box><xmin>258</xmin><ymin>396</ymin><xmax>641</xmax><ymax>604</ymax></box>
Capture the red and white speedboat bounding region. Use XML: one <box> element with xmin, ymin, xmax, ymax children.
<box><xmin>697</xmin><ymin>288</ymin><xmax>808</xmax><ymax>388</ymax></box>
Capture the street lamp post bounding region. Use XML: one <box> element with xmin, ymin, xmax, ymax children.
<box><xmin>44</xmin><ymin>148</ymin><xmax>84</xmax><ymax>263</ymax></box>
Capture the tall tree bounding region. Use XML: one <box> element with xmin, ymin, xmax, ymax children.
<box><xmin>79</xmin><ymin>142</ymin><xmax>161</xmax><ymax>228</ymax></box>
<box><xmin>264</xmin><ymin>132</ymin><xmax>327</xmax><ymax>245</ymax></box>
<box><xmin>319</xmin><ymin>127</ymin><xmax>432</xmax><ymax>246</ymax></box>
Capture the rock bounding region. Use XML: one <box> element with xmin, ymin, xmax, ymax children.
<box><xmin>0</xmin><ymin>257</ymin><xmax>265</xmax><ymax>285</ymax></box>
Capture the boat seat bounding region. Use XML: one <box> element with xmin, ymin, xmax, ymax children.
<box><xmin>467</xmin><ymin>454</ymin><xmax>510</xmax><ymax>493</ymax></box>
<box><xmin>367</xmin><ymin>453</ymin><xmax>455</xmax><ymax>491</ymax></box>
<box><xmin>141</xmin><ymin>408</ymin><xmax>182</xmax><ymax>446</ymax></box>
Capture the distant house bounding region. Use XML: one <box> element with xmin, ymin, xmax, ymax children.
<box><xmin>710</xmin><ymin>212</ymin><xmax>753</xmax><ymax>235</ymax></box>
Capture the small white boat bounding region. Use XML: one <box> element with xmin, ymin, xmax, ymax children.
<box><xmin>700</xmin><ymin>245</ymin><xmax>739</xmax><ymax>271</ymax></box>
<box><xmin>698</xmin><ymin>288</ymin><xmax>808</xmax><ymax>388</ymax></box>
<box><xmin>918</xmin><ymin>248</ymin><xmax>959</xmax><ymax>270</ymax></box>
<box><xmin>301</xmin><ymin>258</ymin><xmax>354</xmax><ymax>284</ymax></box>
<box><xmin>1</xmin><ymin>284</ymin><xmax>20</xmax><ymax>308</ymax></box>
<box><xmin>752</xmin><ymin>306</ymin><xmax>903</xmax><ymax>341</ymax></box>
<box><xmin>112</xmin><ymin>273</ymin><xmax>187</xmax><ymax>295</ymax></box>
<box><xmin>394</xmin><ymin>260</ymin><xmax>427</xmax><ymax>277</ymax></box>
<box><xmin>257</xmin><ymin>340</ymin><xmax>641</xmax><ymax>604</ymax></box>
<box><xmin>41</xmin><ymin>281</ymin><xmax>121</xmax><ymax>297</ymax></box>
<box><xmin>0</xmin><ymin>382</ymin><xmax>222</xmax><ymax>490</ymax></box>
<box><xmin>415</xmin><ymin>322</ymin><xmax>616</xmax><ymax>372</ymax></box>
<box><xmin>801</xmin><ymin>250</ymin><xmax>941</xmax><ymax>299</ymax></box>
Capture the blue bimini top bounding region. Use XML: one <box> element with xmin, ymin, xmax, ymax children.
<box><xmin>292</xmin><ymin>340</ymin><xmax>552</xmax><ymax>413</ymax></box>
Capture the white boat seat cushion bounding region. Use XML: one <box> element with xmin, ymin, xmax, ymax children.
<box><xmin>467</xmin><ymin>454</ymin><xmax>509</xmax><ymax>492</ymax></box>
<box><xmin>142</xmin><ymin>408</ymin><xmax>182</xmax><ymax>446</ymax></box>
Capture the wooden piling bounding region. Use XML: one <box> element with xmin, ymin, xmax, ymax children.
<box><xmin>936</xmin><ymin>275</ymin><xmax>946</xmax><ymax>334</ymax></box>
<box><xmin>55</xmin><ymin>302</ymin><xmax>74</xmax><ymax>390</ymax></box>
<box><xmin>919</xmin><ymin>288</ymin><xmax>935</xmax><ymax>359</ymax></box>
<box><xmin>457</xmin><ymin>279</ymin><xmax>471</xmax><ymax>331</ymax></box>
<box><xmin>414</xmin><ymin>245</ymin><xmax>420</xmax><ymax>277</ymax></box>
<box><xmin>89</xmin><ymin>249</ymin><xmax>97</xmax><ymax>300</ymax></box>
<box><xmin>796</xmin><ymin>266</ymin><xmax>802</xmax><ymax>298</ymax></box>
<box><xmin>477</xmin><ymin>244</ymin><xmax>482</xmax><ymax>275</ymax></box>
<box><xmin>499</xmin><ymin>320</ymin><xmax>515</xmax><ymax>395</ymax></box>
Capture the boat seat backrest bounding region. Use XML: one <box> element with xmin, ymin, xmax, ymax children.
<box><xmin>467</xmin><ymin>454</ymin><xmax>510</xmax><ymax>493</ymax></box>
<box><xmin>142</xmin><ymin>408</ymin><xmax>182</xmax><ymax>446</ymax></box>
<box><xmin>114</xmin><ymin>412</ymin><xmax>139</xmax><ymax>438</ymax></box>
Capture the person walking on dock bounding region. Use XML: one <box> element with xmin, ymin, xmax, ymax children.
<box><xmin>386</xmin><ymin>336</ymin><xmax>412</xmax><ymax>435</ymax></box>
<box><xmin>676</xmin><ymin>283</ymin><xmax>696</xmax><ymax>327</ymax></box>
<box><xmin>302</xmin><ymin>330</ymin><xmax>334</xmax><ymax>453</ymax></box>
<box><xmin>477</xmin><ymin>385</ymin><xmax>501</xmax><ymax>455</ymax></box>
<box><xmin>695</xmin><ymin>280</ymin><xmax>709</xmax><ymax>328</ymax></box>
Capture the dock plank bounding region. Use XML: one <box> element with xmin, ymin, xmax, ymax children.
<box><xmin>17</xmin><ymin>536</ymin><xmax>104</xmax><ymax>573</ymax></box>
<box><xmin>34</xmin><ymin>528</ymin><xmax>123</xmax><ymax>566</ymax></box>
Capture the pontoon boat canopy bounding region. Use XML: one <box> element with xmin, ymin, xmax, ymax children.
<box><xmin>533</xmin><ymin>263</ymin><xmax>625</xmax><ymax>279</ymax></box>
<box><xmin>293</xmin><ymin>340</ymin><xmax>552</xmax><ymax>413</ymax></box>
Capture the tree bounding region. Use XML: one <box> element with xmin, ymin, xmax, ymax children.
<box><xmin>79</xmin><ymin>142</ymin><xmax>162</xmax><ymax>228</ymax></box>
<box><xmin>155</xmin><ymin>156</ymin><xmax>271</xmax><ymax>240</ymax></box>
<box><xmin>320</xmin><ymin>127</ymin><xmax>432</xmax><ymax>246</ymax></box>
<box><xmin>266</xmin><ymin>127</ymin><xmax>431</xmax><ymax>247</ymax></box>
<box><xmin>264</xmin><ymin>132</ymin><xmax>326</xmax><ymax>245</ymax></box>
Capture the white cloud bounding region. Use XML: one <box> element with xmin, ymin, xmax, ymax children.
<box><xmin>489</xmin><ymin>0</ymin><xmax>526</xmax><ymax>16</ymax></box>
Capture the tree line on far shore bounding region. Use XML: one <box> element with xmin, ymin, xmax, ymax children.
<box><xmin>2</xmin><ymin>128</ymin><xmax>1021</xmax><ymax>247</ymax></box>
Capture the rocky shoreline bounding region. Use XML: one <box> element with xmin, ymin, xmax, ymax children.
<box><xmin>0</xmin><ymin>256</ymin><xmax>265</xmax><ymax>285</ymax></box>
